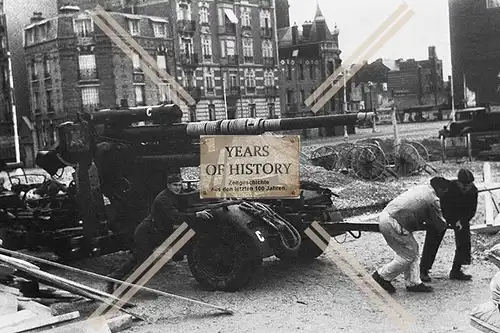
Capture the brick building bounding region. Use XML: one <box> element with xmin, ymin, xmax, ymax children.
<box><xmin>277</xmin><ymin>5</ymin><xmax>342</xmax><ymax>120</ymax></box>
<box><xmin>69</xmin><ymin>0</ymin><xmax>282</xmax><ymax>121</ymax></box>
<box><xmin>0</xmin><ymin>0</ymin><xmax>15</xmax><ymax>161</ymax></box>
<box><xmin>449</xmin><ymin>0</ymin><xmax>500</xmax><ymax>107</ymax></box>
<box><xmin>387</xmin><ymin>46</ymin><xmax>446</xmax><ymax>111</ymax></box>
<box><xmin>23</xmin><ymin>5</ymin><xmax>175</xmax><ymax>150</ymax></box>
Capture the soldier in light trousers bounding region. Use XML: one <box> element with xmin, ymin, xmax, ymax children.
<box><xmin>372</xmin><ymin>177</ymin><xmax>451</xmax><ymax>293</ymax></box>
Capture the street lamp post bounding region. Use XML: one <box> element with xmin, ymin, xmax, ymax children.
<box><xmin>343</xmin><ymin>69</ymin><xmax>348</xmax><ymax>138</ymax></box>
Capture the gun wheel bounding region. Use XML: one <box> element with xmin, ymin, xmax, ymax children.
<box><xmin>394</xmin><ymin>143</ymin><xmax>425</xmax><ymax>176</ymax></box>
<box><xmin>352</xmin><ymin>145</ymin><xmax>387</xmax><ymax>181</ymax></box>
<box><xmin>309</xmin><ymin>145</ymin><xmax>338</xmax><ymax>170</ymax></box>
<box><xmin>188</xmin><ymin>226</ymin><xmax>262</xmax><ymax>292</ymax></box>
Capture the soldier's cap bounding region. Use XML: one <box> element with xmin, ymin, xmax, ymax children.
<box><xmin>167</xmin><ymin>173</ymin><xmax>183</xmax><ymax>184</ymax></box>
<box><xmin>457</xmin><ymin>169</ymin><xmax>474</xmax><ymax>184</ymax></box>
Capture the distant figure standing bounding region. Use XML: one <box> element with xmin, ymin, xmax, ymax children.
<box><xmin>420</xmin><ymin>169</ymin><xmax>478</xmax><ymax>282</ymax></box>
<box><xmin>372</xmin><ymin>177</ymin><xmax>450</xmax><ymax>293</ymax></box>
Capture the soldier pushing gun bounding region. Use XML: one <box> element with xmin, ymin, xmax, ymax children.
<box><xmin>106</xmin><ymin>173</ymin><xmax>213</xmax><ymax>293</ymax></box>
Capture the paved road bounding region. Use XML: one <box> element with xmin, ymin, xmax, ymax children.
<box><xmin>302</xmin><ymin>120</ymin><xmax>448</xmax><ymax>147</ymax></box>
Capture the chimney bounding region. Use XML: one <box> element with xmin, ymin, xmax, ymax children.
<box><xmin>428</xmin><ymin>45</ymin><xmax>437</xmax><ymax>59</ymax></box>
<box><xmin>291</xmin><ymin>23</ymin><xmax>298</xmax><ymax>45</ymax></box>
<box><xmin>30</xmin><ymin>12</ymin><xmax>45</xmax><ymax>24</ymax></box>
<box><xmin>302</xmin><ymin>21</ymin><xmax>312</xmax><ymax>40</ymax></box>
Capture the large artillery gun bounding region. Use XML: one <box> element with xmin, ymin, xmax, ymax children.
<box><xmin>26</xmin><ymin>104</ymin><xmax>376</xmax><ymax>291</ymax></box>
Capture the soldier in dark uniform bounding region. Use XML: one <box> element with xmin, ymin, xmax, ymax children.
<box><xmin>420</xmin><ymin>169</ymin><xmax>478</xmax><ymax>282</ymax></box>
<box><xmin>106</xmin><ymin>173</ymin><xmax>212</xmax><ymax>293</ymax></box>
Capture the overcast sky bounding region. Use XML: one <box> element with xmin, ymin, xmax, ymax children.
<box><xmin>288</xmin><ymin>0</ymin><xmax>452</xmax><ymax>77</ymax></box>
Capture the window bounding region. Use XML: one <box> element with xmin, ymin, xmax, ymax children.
<box><xmin>135</xmin><ymin>84</ymin><xmax>146</xmax><ymax>106</ymax></box>
<box><xmin>25</xmin><ymin>29</ymin><xmax>34</xmax><ymax>45</ymax></box>
<box><xmin>44</xmin><ymin>57</ymin><xmax>51</xmax><ymax>77</ymax></box>
<box><xmin>152</xmin><ymin>22</ymin><xmax>167</xmax><ymax>37</ymax></box>
<box><xmin>131</xmin><ymin>53</ymin><xmax>141</xmax><ymax>71</ymax></box>
<box><xmin>226</xmin><ymin>40</ymin><xmax>236</xmax><ymax>56</ymax></box>
<box><xmin>204</xmin><ymin>69</ymin><xmax>214</xmax><ymax>92</ymax></box>
<box><xmin>128</xmin><ymin>19</ymin><xmax>140</xmax><ymax>35</ymax></box>
<box><xmin>487</xmin><ymin>0</ymin><xmax>500</xmax><ymax>8</ymax></box>
<box><xmin>241</xmin><ymin>7</ymin><xmax>251</xmax><ymax>27</ymax></box>
<box><xmin>264</xmin><ymin>69</ymin><xmax>274</xmax><ymax>86</ymax></box>
<box><xmin>299</xmin><ymin>63</ymin><xmax>304</xmax><ymax>80</ymax></box>
<box><xmin>81</xmin><ymin>86</ymin><xmax>99</xmax><ymax>111</ymax></box>
<box><xmin>158</xmin><ymin>83</ymin><xmax>170</xmax><ymax>102</ymax></box>
<box><xmin>202</xmin><ymin>35</ymin><xmax>212</xmax><ymax>58</ymax></box>
<box><xmin>309</xmin><ymin>63</ymin><xmax>315</xmax><ymax>79</ymax></box>
<box><xmin>249</xmin><ymin>103</ymin><xmax>256</xmax><ymax>117</ymax></box>
<box><xmin>242</xmin><ymin>38</ymin><xmax>253</xmax><ymax>58</ymax></box>
<box><xmin>46</xmin><ymin>89</ymin><xmax>54</xmax><ymax>111</ymax></box>
<box><xmin>78</xmin><ymin>54</ymin><xmax>97</xmax><ymax>80</ymax></box>
<box><xmin>189</xmin><ymin>106</ymin><xmax>196</xmax><ymax>122</ymax></box>
<box><xmin>31</xmin><ymin>59</ymin><xmax>38</xmax><ymax>80</ymax></box>
<box><xmin>229</xmin><ymin>72</ymin><xmax>237</xmax><ymax>88</ymax></box>
<box><xmin>199</xmin><ymin>7</ymin><xmax>209</xmax><ymax>24</ymax></box>
<box><xmin>268</xmin><ymin>103</ymin><xmax>275</xmax><ymax>118</ymax></box>
<box><xmin>74</xmin><ymin>18</ymin><xmax>93</xmax><ymax>37</ymax></box>
<box><xmin>300</xmin><ymin>90</ymin><xmax>305</xmax><ymax>105</ymax></box>
<box><xmin>327</xmin><ymin>61</ymin><xmax>334</xmax><ymax>75</ymax></box>
<box><xmin>259</xmin><ymin>9</ymin><xmax>271</xmax><ymax>28</ymax></box>
<box><xmin>262</xmin><ymin>40</ymin><xmax>273</xmax><ymax>58</ymax></box>
<box><xmin>156</xmin><ymin>54</ymin><xmax>166</xmax><ymax>71</ymax></box>
<box><xmin>286</xmin><ymin>89</ymin><xmax>294</xmax><ymax>104</ymax></box>
<box><xmin>33</xmin><ymin>91</ymin><xmax>40</xmax><ymax>112</ymax></box>
<box><xmin>244</xmin><ymin>69</ymin><xmax>256</xmax><ymax>88</ymax></box>
<box><xmin>177</xmin><ymin>2</ymin><xmax>192</xmax><ymax>21</ymax></box>
<box><xmin>208</xmin><ymin>103</ymin><xmax>216</xmax><ymax>120</ymax></box>
<box><xmin>287</xmin><ymin>64</ymin><xmax>292</xmax><ymax>80</ymax></box>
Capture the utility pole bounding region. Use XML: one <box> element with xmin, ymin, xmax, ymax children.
<box><xmin>343</xmin><ymin>69</ymin><xmax>348</xmax><ymax>138</ymax></box>
<box><xmin>7</xmin><ymin>51</ymin><xmax>20</xmax><ymax>163</ymax></box>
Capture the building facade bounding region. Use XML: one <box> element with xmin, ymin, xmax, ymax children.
<box><xmin>24</xmin><ymin>6</ymin><xmax>175</xmax><ymax>150</ymax></box>
<box><xmin>449</xmin><ymin>0</ymin><xmax>500</xmax><ymax>107</ymax></box>
<box><xmin>277</xmin><ymin>5</ymin><xmax>342</xmax><ymax>119</ymax></box>
<box><xmin>71</xmin><ymin>0</ymin><xmax>282</xmax><ymax>122</ymax></box>
<box><xmin>387</xmin><ymin>46</ymin><xmax>446</xmax><ymax>111</ymax></box>
<box><xmin>0</xmin><ymin>0</ymin><xmax>15</xmax><ymax>161</ymax></box>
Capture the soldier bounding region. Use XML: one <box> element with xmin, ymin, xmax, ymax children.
<box><xmin>420</xmin><ymin>169</ymin><xmax>478</xmax><ymax>282</ymax></box>
<box><xmin>372</xmin><ymin>177</ymin><xmax>450</xmax><ymax>293</ymax></box>
<box><xmin>106</xmin><ymin>173</ymin><xmax>212</xmax><ymax>293</ymax></box>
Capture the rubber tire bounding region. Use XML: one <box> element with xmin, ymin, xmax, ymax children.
<box><xmin>187</xmin><ymin>228</ymin><xmax>262</xmax><ymax>292</ymax></box>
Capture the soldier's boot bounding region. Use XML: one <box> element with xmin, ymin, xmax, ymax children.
<box><xmin>449</xmin><ymin>263</ymin><xmax>472</xmax><ymax>280</ymax></box>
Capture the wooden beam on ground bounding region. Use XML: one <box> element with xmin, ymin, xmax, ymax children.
<box><xmin>0</xmin><ymin>255</ymin><xmax>135</xmax><ymax>308</ymax></box>
<box><xmin>0</xmin><ymin>292</ymin><xmax>18</xmax><ymax>315</ymax></box>
<box><xmin>0</xmin><ymin>283</ymin><xmax>20</xmax><ymax>296</ymax></box>
<box><xmin>18</xmin><ymin>300</ymin><xmax>54</xmax><ymax>316</ymax></box>
<box><xmin>39</xmin><ymin>316</ymin><xmax>111</xmax><ymax>333</ymax></box>
<box><xmin>0</xmin><ymin>310</ymin><xmax>39</xmax><ymax>329</ymax></box>
<box><xmin>0</xmin><ymin>311</ymin><xmax>80</xmax><ymax>333</ymax></box>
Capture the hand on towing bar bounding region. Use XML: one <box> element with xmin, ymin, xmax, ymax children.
<box><xmin>196</xmin><ymin>209</ymin><xmax>213</xmax><ymax>220</ymax></box>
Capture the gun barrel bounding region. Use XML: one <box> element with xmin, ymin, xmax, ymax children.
<box><xmin>98</xmin><ymin>112</ymin><xmax>374</xmax><ymax>141</ymax></box>
<box><xmin>90</xmin><ymin>104</ymin><xmax>182</xmax><ymax>124</ymax></box>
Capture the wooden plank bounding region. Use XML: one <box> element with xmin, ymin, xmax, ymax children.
<box><xmin>40</xmin><ymin>316</ymin><xmax>112</xmax><ymax>333</ymax></box>
<box><xmin>471</xmin><ymin>224</ymin><xmax>500</xmax><ymax>234</ymax></box>
<box><xmin>0</xmin><ymin>311</ymin><xmax>80</xmax><ymax>333</ymax></box>
<box><xmin>0</xmin><ymin>282</ymin><xmax>20</xmax><ymax>296</ymax></box>
<box><xmin>0</xmin><ymin>310</ymin><xmax>39</xmax><ymax>329</ymax></box>
<box><xmin>18</xmin><ymin>300</ymin><xmax>54</xmax><ymax>316</ymax></box>
<box><xmin>0</xmin><ymin>292</ymin><xmax>18</xmax><ymax>315</ymax></box>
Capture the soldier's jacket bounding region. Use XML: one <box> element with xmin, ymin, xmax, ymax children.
<box><xmin>439</xmin><ymin>179</ymin><xmax>478</xmax><ymax>227</ymax></box>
